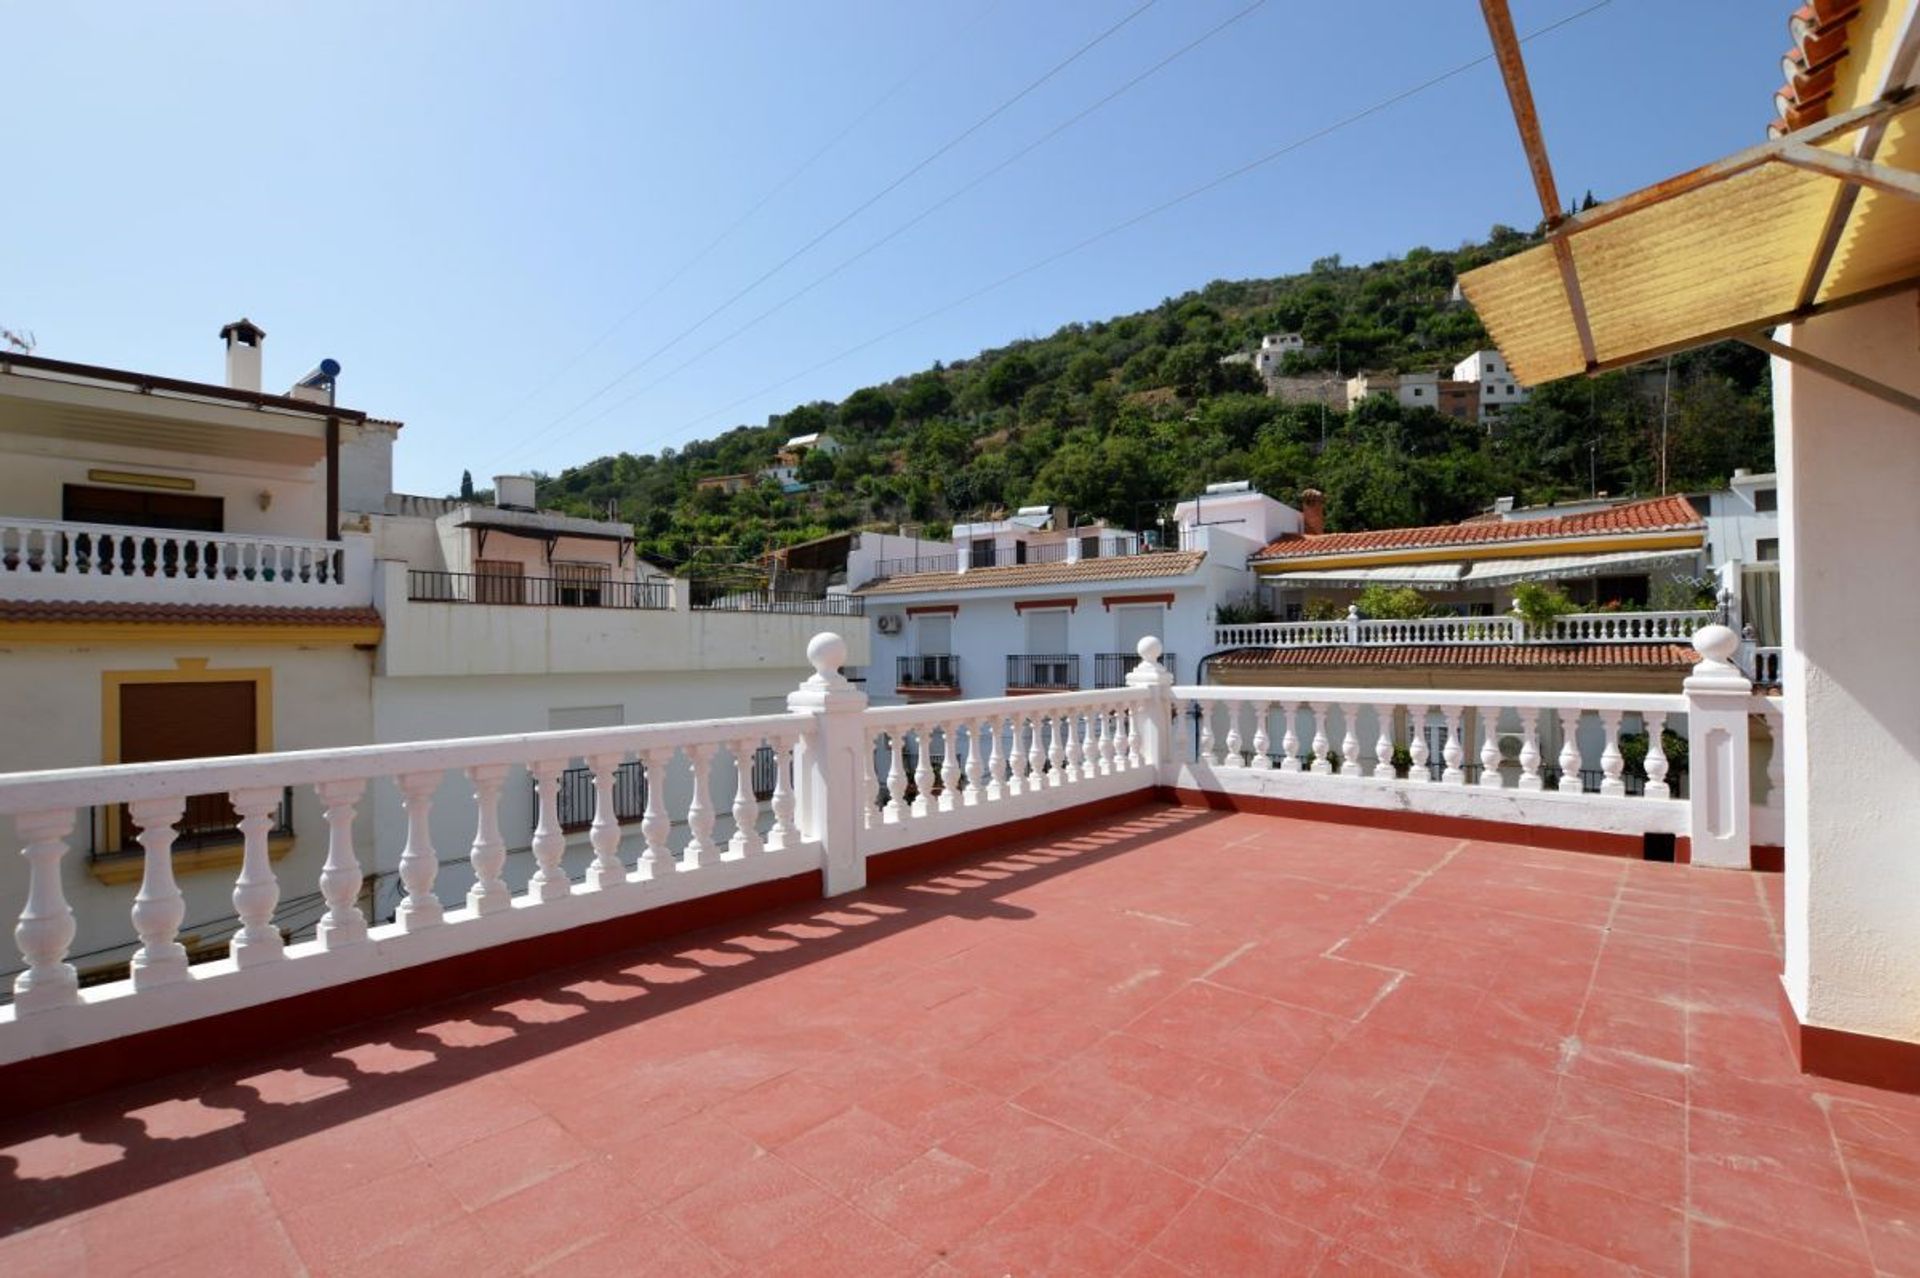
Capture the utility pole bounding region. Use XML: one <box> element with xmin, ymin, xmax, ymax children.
<box><xmin>1659</xmin><ymin>354</ymin><xmax>1673</xmax><ymax>494</ymax></box>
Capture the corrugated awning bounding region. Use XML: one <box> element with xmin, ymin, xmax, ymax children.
<box><xmin>1263</xmin><ymin>562</ymin><xmax>1467</xmax><ymax>590</ymax></box>
<box><xmin>1460</xmin><ymin>2</ymin><xmax>1920</xmax><ymax>386</ymax></box>
<box><xmin>1459</xmin><ymin>549</ymin><xmax>1701</xmax><ymax>588</ymax></box>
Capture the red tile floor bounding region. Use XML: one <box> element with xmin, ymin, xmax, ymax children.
<box><xmin>3</xmin><ymin>805</ymin><xmax>1917</xmax><ymax>1276</ymax></box>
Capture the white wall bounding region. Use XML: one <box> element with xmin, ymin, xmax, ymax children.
<box><xmin>0</xmin><ymin>644</ymin><xmax>374</xmax><ymax>978</ymax></box>
<box><xmin>1776</xmin><ymin>289</ymin><xmax>1920</xmax><ymax>1047</ymax></box>
<box><xmin>336</xmin><ymin>420</ymin><xmax>397</xmax><ymax>519</ymax></box>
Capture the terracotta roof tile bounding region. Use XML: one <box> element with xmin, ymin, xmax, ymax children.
<box><xmin>0</xmin><ymin>601</ymin><xmax>385</xmax><ymax>628</ymax></box>
<box><xmin>1210</xmin><ymin>643</ymin><xmax>1701</xmax><ymax>669</ymax></box>
<box><xmin>1253</xmin><ymin>495</ymin><xmax>1704</xmax><ymax>562</ymax></box>
<box><xmin>855</xmin><ymin>550</ymin><xmax>1206</xmax><ymax>596</ymax></box>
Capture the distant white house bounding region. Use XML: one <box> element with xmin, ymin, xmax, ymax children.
<box><xmin>1452</xmin><ymin>349</ymin><xmax>1530</xmax><ymax>424</ymax></box>
<box><xmin>761</xmin><ymin>430</ymin><xmax>842</xmax><ymax>489</ymax></box>
<box><xmin>1252</xmin><ymin>332</ymin><xmax>1310</xmax><ymax>377</ymax></box>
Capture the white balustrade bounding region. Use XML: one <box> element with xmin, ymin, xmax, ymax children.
<box><xmin>586</xmin><ymin>754</ymin><xmax>627</xmax><ymax>887</ymax></box>
<box><xmin>0</xmin><ymin>517</ymin><xmax>372</xmax><ymax>606</ymax></box>
<box><xmin>1214</xmin><ymin>610</ymin><xmax>1718</xmax><ymax>652</ymax></box>
<box><xmin>727</xmin><ymin>740</ymin><xmax>763</xmax><ymax>860</ymax></box>
<box><xmin>231</xmin><ymin>786</ymin><xmax>290</xmax><ymax>959</ymax></box>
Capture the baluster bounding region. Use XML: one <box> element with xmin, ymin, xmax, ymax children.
<box><xmin>1408</xmin><ymin>707</ymin><xmax>1431</xmax><ymax>783</ymax></box>
<box><xmin>385</xmin><ymin>771</ymin><xmax>445</xmax><ymax>928</ymax></box>
<box><xmin>684</xmin><ymin>744</ymin><xmax>719</xmax><ymax>866</ymax></box>
<box><xmin>887</xmin><ymin>730</ymin><xmax>909</xmax><ymax>820</ymax></box>
<box><xmin>1599</xmin><ymin>712</ymin><xmax>1626</xmax><ymax>797</ymax></box>
<box><xmin>1373</xmin><ymin>707</ymin><xmax>1396</xmax><ymax>779</ymax></box>
<box><xmin>986</xmin><ymin>715</ymin><xmax>1008</xmax><ymax>799</ymax></box>
<box><xmin>728</xmin><ymin>739</ymin><xmax>764</xmax><ymax>859</ymax></box>
<box><xmin>1555</xmin><ymin>710</ymin><xmax>1583</xmax><ymax>792</ymax></box>
<box><xmin>1765</xmin><ymin>710</ymin><xmax>1785</xmax><ymax>810</ymax></box>
<box><xmin>1441</xmin><ymin>709</ymin><xmax>1465</xmax><ymax>784</ymax></box>
<box><xmin>1102</xmin><ymin>705</ymin><xmax>1121</xmax><ymax>774</ymax></box>
<box><xmin>220</xmin><ymin>786</ymin><xmax>290</xmax><ymax>962</ymax></box>
<box><xmin>1644</xmin><ymin>712</ymin><xmax>1671</xmax><ymax>800</ymax></box>
<box><xmin>1053</xmin><ymin>710</ymin><xmax>1074</xmax><ymax>783</ymax></box>
<box><xmin>1519</xmin><ymin>710</ymin><xmax>1544</xmax><ymax>791</ymax></box>
<box><xmin>912</xmin><ymin>726</ymin><xmax>935</xmax><ymax>813</ymax></box>
<box><xmin>582</xmin><ymin>753</ymin><xmax>626</xmax><ymax>886</ymax></box>
<box><xmin>1047</xmin><ymin>713</ymin><xmax>1067</xmax><ymax>785</ymax></box>
<box><xmin>941</xmin><ymin>722</ymin><xmax>963</xmax><ymax>811</ymax></box>
<box><xmin>1310</xmin><ymin>703</ymin><xmax>1333</xmax><ymax>775</ymax></box>
<box><xmin>862</xmin><ymin>730</ymin><xmax>882</xmax><ymax>829</ymax></box>
<box><xmin>1338</xmin><ymin>703</ymin><xmax>1361</xmax><ymax>777</ymax></box>
<box><xmin>1006</xmin><ymin>717</ymin><xmax>1028</xmax><ymax>795</ymax></box>
<box><xmin>315</xmin><ymin>779</ymin><xmax>369</xmax><ymax>946</ymax></box>
<box><xmin>1279</xmin><ymin>703</ymin><xmax>1301</xmax><ymax>772</ymax></box>
<box><xmin>1198</xmin><ymin>701</ymin><xmax>1216</xmax><ymax>764</ymax></box>
<box><xmin>1478</xmin><ymin>708</ymin><xmax>1503</xmax><ymax>788</ymax></box>
<box><xmin>128</xmin><ymin>797</ymin><xmax>189</xmax><ymax>988</ymax></box>
<box><xmin>526</xmin><ymin>759</ymin><xmax>571</xmax><ymax>900</ymax></box>
<box><xmin>1250</xmin><ymin>700</ymin><xmax>1272</xmax><ymax>769</ymax></box>
<box><xmin>1222</xmin><ymin>702</ymin><xmax>1244</xmax><ymax>768</ymax></box>
<box><xmin>466</xmin><ymin>764</ymin><xmax>512</xmax><ymax>911</ymax></box>
<box><xmin>639</xmin><ymin>749</ymin><xmax>674</xmax><ymax>877</ymax></box>
<box><xmin>1130</xmin><ymin>702</ymin><xmax>1147</xmax><ymax>769</ymax></box>
<box><xmin>13</xmin><ymin>809</ymin><xmax>80</xmax><ymax>1012</ymax></box>
<box><xmin>769</xmin><ymin>734</ymin><xmax>800</xmax><ymax>849</ymax></box>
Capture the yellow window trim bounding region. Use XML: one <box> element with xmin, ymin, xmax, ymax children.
<box><xmin>0</xmin><ymin>621</ymin><xmax>382</xmax><ymax>647</ymax></box>
<box><xmin>89</xmin><ymin>834</ymin><xmax>295</xmax><ymax>886</ymax></box>
<box><xmin>1253</xmin><ymin>531</ymin><xmax>1704</xmax><ymax>574</ymax></box>
<box><xmin>100</xmin><ymin>659</ymin><xmax>275</xmax><ymax>856</ymax></box>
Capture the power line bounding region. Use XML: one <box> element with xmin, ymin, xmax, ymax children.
<box><xmin>480</xmin><ymin>0</ymin><xmax>1161</xmax><ymax>475</ymax></box>
<box><xmin>474</xmin><ymin>0</ymin><xmax>1005</xmax><ymax>439</ymax></box>
<box><xmin>546</xmin><ymin>0</ymin><xmax>1272</xmax><ymax>459</ymax></box>
<box><xmin>644</xmin><ymin>0</ymin><xmax>1613</xmax><ymax>448</ymax></box>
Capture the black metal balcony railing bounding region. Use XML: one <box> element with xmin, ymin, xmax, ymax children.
<box><xmin>898</xmin><ymin>654</ymin><xmax>960</xmax><ymax>690</ymax></box>
<box><xmin>689</xmin><ymin>581</ymin><xmax>865</xmax><ymax>616</ymax></box>
<box><xmin>870</xmin><ymin>553</ymin><xmax>958</xmax><ymax>580</ymax></box>
<box><xmin>409</xmin><ymin>570</ymin><xmax>672</xmax><ymax>610</ymax></box>
<box><xmin>1093</xmin><ymin>651</ymin><xmax>1177</xmax><ymax>688</ymax></box>
<box><xmin>1007</xmin><ymin>653</ymin><xmax>1080</xmax><ymax>691</ymax></box>
<box><xmin>88</xmin><ymin>787</ymin><xmax>294</xmax><ymax>862</ymax></box>
<box><xmin>549</xmin><ymin>749</ymin><xmax>776</xmax><ymax>833</ymax></box>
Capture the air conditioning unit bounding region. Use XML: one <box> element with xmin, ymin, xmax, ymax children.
<box><xmin>876</xmin><ymin>613</ymin><xmax>903</xmax><ymax>635</ymax></box>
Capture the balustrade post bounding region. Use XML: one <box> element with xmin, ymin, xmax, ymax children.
<box><xmin>728</xmin><ymin>741</ymin><xmax>764</xmax><ymax>859</ymax></box>
<box><xmin>638</xmin><ymin>749</ymin><xmax>674</xmax><ymax>878</ymax></box>
<box><xmin>1685</xmin><ymin>626</ymin><xmax>1756</xmax><ymax>868</ymax></box>
<box><xmin>1478</xmin><ymin>709</ymin><xmax>1503</xmax><ymax>789</ymax></box>
<box><xmin>1373</xmin><ymin>708</ymin><xmax>1396</xmax><ymax>779</ymax></box>
<box><xmin>986</xmin><ymin>715</ymin><xmax>1007</xmax><ymax>799</ymax></box>
<box><xmin>1122</xmin><ymin>637</ymin><xmax>1175</xmax><ymax>779</ymax></box>
<box><xmin>1197</xmin><ymin>700</ymin><xmax>1216</xmax><ymax>764</ymax></box>
<box><xmin>465</xmin><ymin>764</ymin><xmax>512</xmax><ymax>912</ymax></box>
<box><xmin>1599</xmin><ymin>712</ymin><xmax>1627</xmax><ymax>797</ymax></box>
<box><xmin>1279</xmin><ymin>703</ymin><xmax>1301</xmax><ymax>772</ymax></box>
<box><xmin>586</xmin><ymin>753</ymin><xmax>628</xmax><ymax>887</ymax></box>
<box><xmin>230</xmin><ymin>786</ymin><xmax>288</xmax><ymax>960</ymax></box>
<box><xmin>1644</xmin><ymin>712</ymin><xmax>1671</xmax><ymax>800</ymax></box>
<box><xmin>1310</xmin><ymin>703</ymin><xmax>1333</xmax><ymax>776</ymax></box>
<box><xmin>527</xmin><ymin>759</ymin><xmax>572</xmax><ymax>901</ymax></box>
<box><xmin>788</xmin><ymin>633</ymin><xmax>868</xmax><ymax>894</ymax></box>
<box><xmin>1221</xmin><ymin>701</ymin><xmax>1244</xmax><ymax>769</ymax></box>
<box><xmin>1407</xmin><ymin>707</ymin><xmax>1431</xmax><ymax>783</ymax></box>
<box><xmin>913</xmin><ymin>726</ymin><xmax>936</xmax><ymax>812</ymax></box>
<box><xmin>1765</xmin><ymin>709</ymin><xmax>1785</xmax><ymax>812</ymax></box>
<box><xmin>1441</xmin><ymin>709</ymin><xmax>1465</xmax><ymax>784</ymax></box>
<box><xmin>315</xmin><ymin>780</ymin><xmax>369</xmax><ymax>948</ymax></box>
<box><xmin>1007</xmin><ymin>717</ymin><xmax>1029</xmax><ymax>795</ymax></box>
<box><xmin>941</xmin><ymin>721</ymin><xmax>964</xmax><ymax>810</ymax></box>
<box><xmin>886</xmin><ymin>731</ymin><xmax>909</xmax><ymax>821</ymax></box>
<box><xmin>394</xmin><ymin>772</ymin><xmax>445</xmax><ymax>928</ymax></box>
<box><xmin>128</xmin><ymin>796</ymin><xmax>190</xmax><ymax>987</ymax></box>
<box><xmin>13</xmin><ymin>808</ymin><xmax>80</xmax><ymax>1012</ymax></box>
<box><xmin>1554</xmin><ymin>711</ymin><xmax>1583</xmax><ymax>792</ymax></box>
<box><xmin>1047</xmin><ymin>713</ymin><xmax>1067</xmax><ymax>784</ymax></box>
<box><xmin>1028</xmin><ymin>714</ymin><xmax>1047</xmax><ymax>785</ymax></box>
<box><xmin>1249</xmin><ymin>700</ymin><xmax>1272</xmax><ymax>769</ymax></box>
<box><xmin>861</xmin><ymin>731</ymin><xmax>882</xmax><ymax>830</ymax></box>
<box><xmin>1518</xmin><ymin>710</ymin><xmax>1543</xmax><ymax>791</ymax></box>
<box><xmin>683</xmin><ymin>744</ymin><xmax>719</xmax><ymax>869</ymax></box>
<box><xmin>769</xmin><ymin>734</ymin><xmax>800</xmax><ymax>850</ymax></box>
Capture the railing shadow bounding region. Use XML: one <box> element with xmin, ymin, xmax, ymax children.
<box><xmin>0</xmin><ymin>802</ymin><xmax>1220</xmax><ymax>1236</ymax></box>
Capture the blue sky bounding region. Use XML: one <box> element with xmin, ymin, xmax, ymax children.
<box><xmin>6</xmin><ymin>1</ymin><xmax>1783</xmax><ymax>495</ymax></box>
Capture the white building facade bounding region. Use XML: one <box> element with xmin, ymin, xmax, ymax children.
<box><xmin>1452</xmin><ymin>348</ymin><xmax>1530</xmax><ymax>424</ymax></box>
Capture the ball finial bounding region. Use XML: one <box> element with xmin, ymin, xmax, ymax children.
<box><xmin>1135</xmin><ymin>635</ymin><xmax>1163</xmax><ymax>664</ymax></box>
<box><xmin>807</xmin><ymin>631</ymin><xmax>848</xmax><ymax>679</ymax></box>
<box><xmin>1691</xmin><ymin>623</ymin><xmax>1740</xmax><ymax>664</ymax></box>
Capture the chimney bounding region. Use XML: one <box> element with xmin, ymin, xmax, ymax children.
<box><xmin>1300</xmin><ymin>488</ymin><xmax>1325</xmax><ymax>536</ymax></box>
<box><xmin>1494</xmin><ymin>496</ymin><xmax>1515</xmax><ymax>514</ymax></box>
<box><xmin>493</xmin><ymin>474</ymin><xmax>537</xmax><ymax>511</ymax></box>
<box><xmin>219</xmin><ymin>317</ymin><xmax>266</xmax><ymax>392</ymax></box>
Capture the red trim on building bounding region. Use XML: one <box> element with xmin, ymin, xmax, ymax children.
<box><xmin>1013</xmin><ymin>598</ymin><xmax>1078</xmax><ymax>613</ymax></box>
<box><xmin>904</xmin><ymin>604</ymin><xmax>959</xmax><ymax>616</ymax></box>
<box><xmin>1776</xmin><ymin>981</ymin><xmax>1920</xmax><ymax>1095</ymax></box>
<box><xmin>1101</xmin><ymin>592</ymin><xmax>1174</xmax><ymax>610</ymax></box>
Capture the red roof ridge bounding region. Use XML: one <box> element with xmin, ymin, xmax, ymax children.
<box><xmin>0</xmin><ymin>601</ymin><xmax>385</xmax><ymax>627</ymax></box>
<box><xmin>1253</xmin><ymin>494</ymin><xmax>1704</xmax><ymax>561</ymax></box>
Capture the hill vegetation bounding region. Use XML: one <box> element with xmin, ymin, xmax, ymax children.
<box><xmin>525</xmin><ymin>225</ymin><xmax>1773</xmax><ymax>571</ymax></box>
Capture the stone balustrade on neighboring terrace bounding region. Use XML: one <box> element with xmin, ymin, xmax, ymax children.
<box><xmin>0</xmin><ymin>517</ymin><xmax>373</xmax><ymax>607</ymax></box>
<box><xmin>0</xmin><ymin>628</ymin><xmax>1781</xmax><ymax>1076</ymax></box>
<box><xmin>1214</xmin><ymin>608</ymin><xmax>1719</xmax><ymax>651</ymax></box>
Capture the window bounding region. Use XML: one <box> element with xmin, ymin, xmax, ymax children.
<box><xmin>1081</xmin><ymin>535</ymin><xmax>1101</xmax><ymax>560</ymax></box>
<box><xmin>1026</xmin><ymin>607</ymin><xmax>1070</xmax><ymax>655</ymax></box>
<box><xmin>1754</xmin><ymin>487</ymin><xmax>1778</xmax><ymax>512</ymax></box>
<box><xmin>1757</xmin><ymin>538</ymin><xmax>1780</xmax><ymax>562</ymax></box>
<box><xmin>916</xmin><ymin>613</ymin><xmax>952</xmax><ymax>655</ymax></box>
<box><xmin>970</xmin><ymin>538</ymin><xmax>997</xmax><ymax>569</ymax></box>
<box><xmin>476</xmin><ymin>559</ymin><xmax>525</xmax><ymax>604</ymax></box>
<box><xmin>112</xmin><ymin>679</ymin><xmax>261</xmax><ymax>857</ymax></box>
<box><xmin>1412</xmin><ymin>387</ymin><xmax>1425</xmax><ymax>397</ymax></box>
<box><xmin>552</xmin><ymin>561</ymin><xmax>609</xmax><ymax>607</ymax></box>
<box><xmin>64</xmin><ymin>484</ymin><xmax>223</xmax><ymax>532</ymax></box>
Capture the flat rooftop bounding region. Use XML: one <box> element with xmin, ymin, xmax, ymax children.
<box><xmin>2</xmin><ymin>806</ymin><xmax>1914</xmax><ymax>1275</ymax></box>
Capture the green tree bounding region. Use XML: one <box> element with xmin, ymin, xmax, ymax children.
<box><xmin>1354</xmin><ymin>585</ymin><xmax>1431</xmax><ymax>619</ymax></box>
<box><xmin>898</xmin><ymin>374</ymin><xmax>953</xmax><ymax>422</ymax></box>
<box><xmin>983</xmin><ymin>352</ymin><xmax>1040</xmax><ymax>407</ymax></box>
<box><xmin>459</xmin><ymin>469</ymin><xmax>474</xmax><ymax>500</ymax></box>
<box><xmin>839</xmin><ymin>387</ymin><xmax>895</xmax><ymax>433</ymax></box>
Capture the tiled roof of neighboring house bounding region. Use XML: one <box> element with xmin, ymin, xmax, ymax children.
<box><xmin>0</xmin><ymin>601</ymin><xmax>385</xmax><ymax>628</ymax></box>
<box><xmin>1209</xmin><ymin>644</ymin><xmax>1701</xmax><ymax>669</ymax></box>
<box><xmin>1253</xmin><ymin>495</ymin><xmax>1704</xmax><ymax>562</ymax></box>
<box><xmin>1771</xmin><ymin>2</ymin><xmax>1864</xmax><ymax>136</ymax></box>
<box><xmin>855</xmin><ymin>550</ymin><xmax>1206</xmax><ymax>596</ymax></box>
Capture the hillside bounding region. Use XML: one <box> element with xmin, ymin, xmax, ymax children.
<box><xmin>526</xmin><ymin>224</ymin><xmax>1773</xmax><ymax>571</ymax></box>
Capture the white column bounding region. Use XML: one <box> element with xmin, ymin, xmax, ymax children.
<box><xmin>230</xmin><ymin>786</ymin><xmax>288</xmax><ymax>961</ymax></box>
<box><xmin>986</xmin><ymin>715</ymin><xmax>1008</xmax><ymax>799</ymax></box>
<box><xmin>1278</xmin><ymin>703</ymin><xmax>1300</xmax><ymax>772</ymax></box>
<box><xmin>1643</xmin><ymin>712</ymin><xmax>1671</xmax><ymax>801</ymax></box>
<box><xmin>1599</xmin><ymin>711</ymin><xmax>1627</xmax><ymax>798</ymax></box>
<box><xmin>1197</xmin><ymin>700</ymin><xmax>1215</xmax><ymax>764</ymax></box>
<box><xmin>1407</xmin><ymin>707</ymin><xmax>1431</xmax><ymax>783</ymax></box>
<box><xmin>1124</xmin><ymin>637</ymin><xmax>1175</xmax><ymax>778</ymax></box>
<box><xmin>787</xmin><ymin>632</ymin><xmax>869</xmax><ymax>895</ymax></box>
<box><xmin>683</xmin><ymin>744</ymin><xmax>719</xmax><ymax>868</ymax></box>
<box><xmin>1440</xmin><ymin>709</ymin><xmax>1464</xmax><ymax>784</ymax></box>
<box><xmin>12</xmin><ymin>808</ymin><xmax>80</xmax><ymax>1012</ymax></box>
<box><xmin>394</xmin><ymin>772</ymin><xmax>444</xmax><ymax>929</ymax></box>
<box><xmin>586</xmin><ymin>753</ymin><xmax>628</xmax><ymax>887</ymax></box>
<box><xmin>1339</xmin><ymin>703</ymin><xmax>1361</xmax><ymax>778</ymax></box>
<box><xmin>465</xmin><ymin>763</ymin><xmax>511</xmax><ymax>913</ymax></box>
<box><xmin>1478</xmin><ymin>708</ymin><xmax>1503</xmax><ymax>789</ymax></box>
<box><xmin>770</xmin><ymin>734</ymin><xmax>801</xmax><ymax>850</ymax></box>
<box><xmin>639</xmin><ymin>749</ymin><xmax>674</xmax><ymax>878</ymax></box>
<box><xmin>1250</xmin><ymin>700</ymin><xmax>1272</xmax><ymax>769</ymax></box>
<box><xmin>526</xmin><ymin>758</ymin><xmax>571</xmax><ymax>901</ymax></box>
<box><xmin>1553</xmin><ymin>711</ymin><xmax>1582</xmax><ymax>793</ymax></box>
<box><xmin>1372</xmin><ymin>708</ymin><xmax>1395</xmax><ymax>780</ymax></box>
<box><xmin>940</xmin><ymin>721</ymin><xmax>963</xmax><ymax>809</ymax></box>
<box><xmin>886</xmin><ymin>730</ymin><xmax>909</xmax><ymax>821</ymax></box>
<box><xmin>913</xmin><ymin>726</ymin><xmax>935</xmax><ymax>812</ymax></box>
<box><xmin>129</xmin><ymin>796</ymin><xmax>189</xmax><ymax>987</ymax></box>
<box><xmin>1518</xmin><ymin>710</ymin><xmax>1543</xmax><ymax>791</ymax></box>
<box><xmin>1684</xmin><ymin>627</ymin><xmax>1754</xmax><ymax>869</ymax></box>
<box><xmin>1310</xmin><ymin>703</ymin><xmax>1333</xmax><ymax>776</ymax></box>
<box><xmin>315</xmin><ymin>779</ymin><xmax>369</xmax><ymax>948</ymax></box>
<box><xmin>728</xmin><ymin>741</ymin><xmax>764</xmax><ymax>859</ymax></box>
